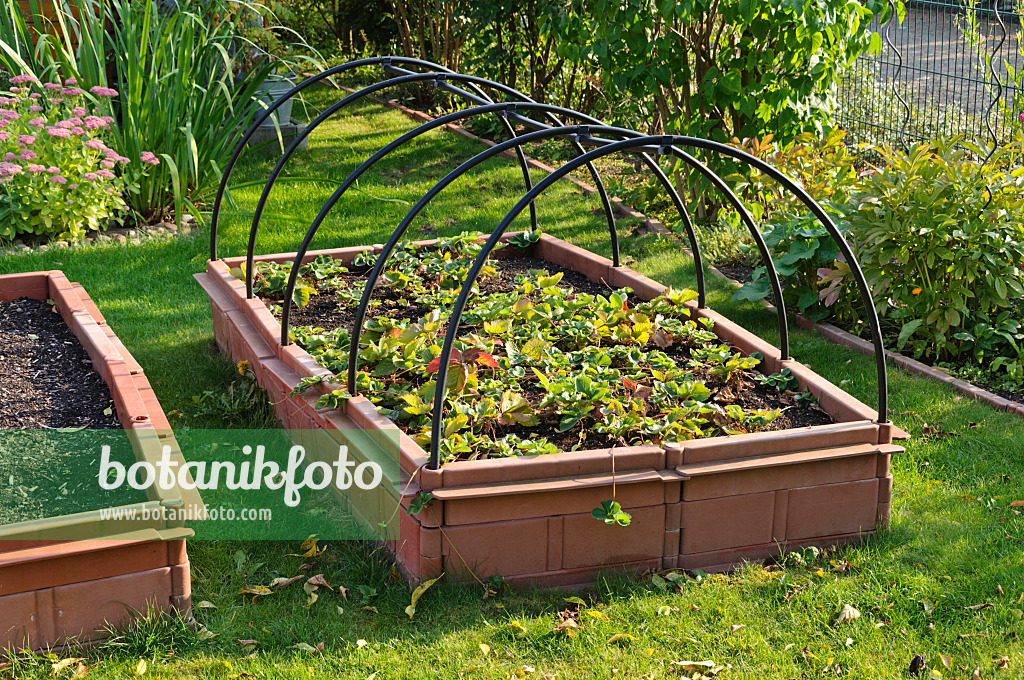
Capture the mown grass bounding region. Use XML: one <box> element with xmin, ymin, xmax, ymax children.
<box><xmin>1</xmin><ymin>89</ymin><xmax>1022</xmax><ymax>679</ymax></box>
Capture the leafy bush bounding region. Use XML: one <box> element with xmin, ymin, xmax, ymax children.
<box><xmin>0</xmin><ymin>0</ymin><xmax>318</xmax><ymax>223</ymax></box>
<box><xmin>586</xmin><ymin>0</ymin><xmax>883</xmax><ymax>141</ymax></box>
<box><xmin>846</xmin><ymin>138</ymin><xmax>1024</xmax><ymax>361</ymax></box>
<box><xmin>732</xmin><ymin>133</ymin><xmax>1024</xmax><ymax>386</ymax></box>
<box><xmin>731</xmin><ymin>131</ymin><xmax>865</xmax><ymax>322</ymax></box>
<box><xmin>0</xmin><ymin>72</ymin><xmax>158</xmax><ymax>240</ymax></box>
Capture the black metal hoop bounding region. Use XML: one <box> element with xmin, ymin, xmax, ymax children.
<box><xmin>426</xmin><ymin>135</ymin><xmax>889</xmax><ymax>467</ymax></box>
<box><xmin>241</xmin><ymin>71</ymin><xmax>623</xmax><ymax>298</ymax></box>
<box><xmin>210</xmin><ymin>56</ymin><xmax>618</xmax><ymax>271</ymax></box>
<box><xmin>275</xmin><ymin>104</ymin><xmax>711</xmax><ymax>365</ymax></box>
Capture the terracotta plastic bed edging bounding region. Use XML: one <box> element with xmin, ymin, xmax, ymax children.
<box><xmin>370</xmin><ymin>94</ymin><xmax>1022</xmax><ymax>421</ymax></box>
<box><xmin>199</xmin><ymin>234</ymin><xmax>901</xmax><ymax>588</ymax></box>
<box><xmin>0</xmin><ymin>270</ymin><xmax>204</xmax><ymax>655</ymax></box>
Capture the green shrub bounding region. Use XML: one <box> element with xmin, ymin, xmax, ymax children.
<box><xmin>846</xmin><ymin>138</ymin><xmax>1024</xmax><ymax>361</ymax></box>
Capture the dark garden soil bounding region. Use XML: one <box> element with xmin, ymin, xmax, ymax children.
<box><xmin>0</xmin><ymin>297</ymin><xmax>145</xmax><ymax>526</ymax></box>
<box><xmin>269</xmin><ymin>250</ymin><xmax>833</xmax><ymax>454</ymax></box>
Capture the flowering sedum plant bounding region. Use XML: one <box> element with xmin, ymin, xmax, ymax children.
<box><xmin>0</xmin><ymin>73</ymin><xmax>159</xmax><ymax>241</ymax></box>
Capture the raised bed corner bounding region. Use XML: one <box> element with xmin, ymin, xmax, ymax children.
<box><xmin>200</xmin><ymin>234</ymin><xmax>900</xmax><ymax>588</ymax></box>
<box><xmin>0</xmin><ymin>271</ymin><xmax>203</xmax><ymax>654</ymax></box>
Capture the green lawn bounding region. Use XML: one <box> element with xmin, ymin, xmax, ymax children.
<box><xmin>1</xmin><ymin>95</ymin><xmax>1022</xmax><ymax>680</ymax></box>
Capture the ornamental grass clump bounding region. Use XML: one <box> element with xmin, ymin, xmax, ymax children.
<box><xmin>0</xmin><ymin>73</ymin><xmax>159</xmax><ymax>241</ymax></box>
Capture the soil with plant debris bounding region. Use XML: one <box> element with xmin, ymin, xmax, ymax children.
<box><xmin>0</xmin><ymin>297</ymin><xmax>145</xmax><ymax>526</ymax></box>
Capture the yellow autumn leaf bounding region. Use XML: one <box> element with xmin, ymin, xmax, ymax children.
<box><xmin>607</xmin><ymin>633</ymin><xmax>635</xmax><ymax>644</ymax></box>
<box><xmin>587</xmin><ymin>610</ymin><xmax>611</xmax><ymax>622</ymax></box>
<box><xmin>51</xmin><ymin>658</ymin><xmax>85</xmax><ymax>676</ymax></box>
<box><xmin>405</xmin><ymin>575</ymin><xmax>441</xmax><ymax>618</ymax></box>
<box><xmin>135</xmin><ymin>659</ymin><xmax>148</xmax><ymax>676</ymax></box>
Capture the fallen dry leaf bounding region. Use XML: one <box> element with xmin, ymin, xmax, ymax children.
<box><xmin>995</xmin><ymin>656</ymin><xmax>1009</xmax><ymax>669</ymax></box>
<box><xmin>973</xmin><ymin>668</ymin><xmax>982</xmax><ymax>680</ymax></box>
<box><xmin>1010</xmin><ymin>500</ymin><xmax>1024</xmax><ymax>507</ymax></box>
<box><xmin>965</xmin><ymin>603</ymin><xmax>995</xmax><ymax>611</ymax></box>
<box><xmin>835</xmin><ymin>603</ymin><xmax>861</xmax><ymax>625</ymax></box>
<box><xmin>270</xmin><ymin>575</ymin><xmax>304</xmax><ymax>589</ymax></box>
<box><xmin>134</xmin><ymin>659</ymin><xmax>148</xmax><ymax>676</ymax></box>
<box><xmin>940</xmin><ymin>654</ymin><xmax>953</xmax><ymax>669</ymax></box>
<box><xmin>729</xmin><ymin>624</ymin><xmax>746</xmax><ymax>635</ymax></box>
<box><xmin>553</xmin><ymin>617</ymin><xmax>579</xmax><ymax>636</ymax></box>
<box><xmin>306</xmin><ymin>574</ymin><xmax>333</xmax><ymax>591</ymax></box>
<box><xmin>237</xmin><ymin>639</ymin><xmax>259</xmax><ymax>646</ymax></box>
<box><xmin>672</xmin><ymin>660</ymin><xmax>716</xmax><ymax>672</ymax></box>
<box><xmin>51</xmin><ymin>657</ymin><xmax>85</xmax><ymax>676</ymax></box>
<box><xmin>405</xmin><ymin>575</ymin><xmax>441</xmax><ymax>619</ymax></box>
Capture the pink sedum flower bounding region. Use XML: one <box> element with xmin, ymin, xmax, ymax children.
<box><xmin>82</xmin><ymin>172</ymin><xmax>99</xmax><ymax>181</ymax></box>
<box><xmin>10</xmin><ymin>74</ymin><xmax>38</xmax><ymax>85</ymax></box>
<box><xmin>64</xmin><ymin>77</ymin><xmax>78</xmax><ymax>86</ymax></box>
<box><xmin>27</xmin><ymin>117</ymin><xmax>45</xmax><ymax>128</ymax></box>
<box><xmin>101</xmin><ymin>159</ymin><xmax>116</xmax><ymax>169</ymax></box>
<box><xmin>72</xmin><ymin>106</ymin><xmax>86</xmax><ymax>116</ymax></box>
<box><xmin>55</xmin><ymin>120</ymin><xmax>73</xmax><ymax>129</ymax></box>
<box><xmin>61</xmin><ymin>87</ymin><xmax>84</xmax><ymax>97</ymax></box>
<box><xmin>46</xmin><ymin>166</ymin><xmax>60</xmax><ymax>174</ymax></box>
<box><xmin>0</xmin><ymin>162</ymin><xmax>23</xmax><ymax>177</ymax></box>
<box><xmin>95</xmin><ymin>169</ymin><xmax>115</xmax><ymax>179</ymax></box>
<box><xmin>48</xmin><ymin>175</ymin><xmax>68</xmax><ymax>184</ymax></box>
<box><xmin>0</xmin><ymin>109</ymin><xmax>19</xmax><ymax>120</ymax></box>
<box><xmin>140</xmin><ymin>151</ymin><xmax>160</xmax><ymax>165</ymax></box>
<box><xmin>71</xmin><ymin>127</ymin><xmax>85</xmax><ymax>135</ymax></box>
<box><xmin>90</xmin><ymin>86</ymin><xmax>119</xmax><ymax>97</ymax></box>
<box><xmin>0</xmin><ymin>131</ymin><xmax>8</xmax><ymax>142</ymax></box>
<box><xmin>18</xmin><ymin>150</ymin><xmax>36</xmax><ymax>160</ymax></box>
<box><xmin>68</xmin><ymin>184</ymin><xmax>78</xmax><ymax>190</ymax></box>
<box><xmin>44</xmin><ymin>82</ymin><xmax>62</xmax><ymax>91</ymax></box>
<box><xmin>16</xmin><ymin>135</ymin><xmax>36</xmax><ymax>146</ymax></box>
<box><xmin>26</xmin><ymin>164</ymin><xmax>46</xmax><ymax>172</ymax></box>
<box><xmin>28</xmin><ymin>105</ymin><xmax>43</xmax><ymax>113</ymax></box>
<box><xmin>86</xmin><ymin>139</ymin><xmax>107</xmax><ymax>151</ymax></box>
<box><xmin>46</xmin><ymin>127</ymin><xmax>71</xmax><ymax>138</ymax></box>
<box><xmin>3</xmin><ymin>153</ymin><xmax>14</xmax><ymax>161</ymax></box>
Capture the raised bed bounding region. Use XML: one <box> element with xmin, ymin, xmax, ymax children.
<box><xmin>0</xmin><ymin>271</ymin><xmax>202</xmax><ymax>653</ymax></box>
<box><xmin>197</xmin><ymin>234</ymin><xmax>901</xmax><ymax>588</ymax></box>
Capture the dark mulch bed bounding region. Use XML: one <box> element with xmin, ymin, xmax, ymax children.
<box><xmin>269</xmin><ymin>252</ymin><xmax>834</xmax><ymax>451</ymax></box>
<box><xmin>0</xmin><ymin>298</ymin><xmax>119</xmax><ymax>429</ymax></box>
<box><xmin>0</xmin><ymin>297</ymin><xmax>143</xmax><ymax>526</ymax></box>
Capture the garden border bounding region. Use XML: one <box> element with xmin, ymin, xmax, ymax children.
<box><xmin>0</xmin><ymin>271</ymin><xmax>202</xmax><ymax>654</ymax></box>
<box><xmin>367</xmin><ymin>93</ymin><xmax>1024</xmax><ymax>422</ymax></box>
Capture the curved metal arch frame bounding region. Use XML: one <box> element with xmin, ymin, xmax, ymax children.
<box><xmin>275</xmin><ymin>102</ymin><xmax>710</xmax><ymax>357</ymax></box>
<box><xmin>426</xmin><ymin>135</ymin><xmax>890</xmax><ymax>467</ymax></box>
<box><xmin>325</xmin><ymin>122</ymin><xmax>789</xmax><ymax>395</ymax></box>
<box><xmin>335</xmin><ymin>123</ymin><xmax>616</xmax><ymax>394</ymax></box>
<box><xmin>210</xmin><ymin>55</ymin><xmax>544</xmax><ymax>261</ymax></box>
<box><xmin>242</xmin><ymin>70</ymin><xmax>623</xmax><ymax>298</ymax></box>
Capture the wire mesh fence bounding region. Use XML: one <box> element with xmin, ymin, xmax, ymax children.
<box><xmin>835</xmin><ymin>0</ymin><xmax>1024</xmax><ymax>149</ymax></box>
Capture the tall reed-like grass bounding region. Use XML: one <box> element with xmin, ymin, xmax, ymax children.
<box><xmin>1</xmin><ymin>0</ymin><xmax>315</xmax><ymax>223</ymax></box>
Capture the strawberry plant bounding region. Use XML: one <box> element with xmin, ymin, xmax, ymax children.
<box><xmin>252</xmin><ymin>233</ymin><xmax>830</xmax><ymax>463</ymax></box>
